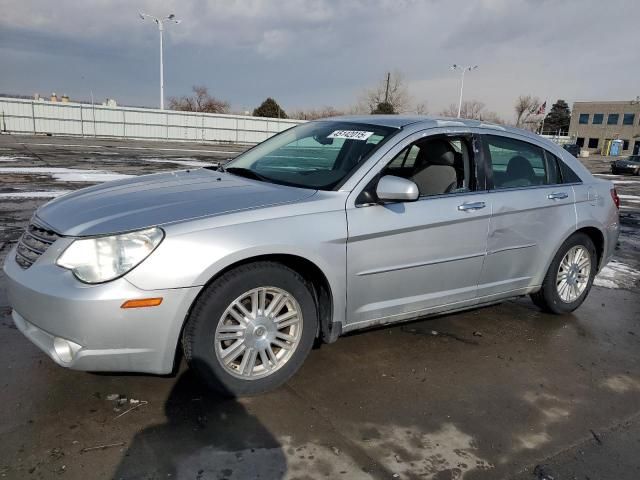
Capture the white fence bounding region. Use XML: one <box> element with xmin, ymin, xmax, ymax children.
<box><xmin>0</xmin><ymin>97</ymin><xmax>304</xmax><ymax>144</ymax></box>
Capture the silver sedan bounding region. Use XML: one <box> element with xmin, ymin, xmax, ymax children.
<box><xmin>4</xmin><ymin>117</ymin><xmax>620</xmax><ymax>396</ymax></box>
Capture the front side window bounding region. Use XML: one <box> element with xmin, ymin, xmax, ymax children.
<box><xmin>607</xmin><ymin>114</ymin><xmax>619</xmax><ymax>125</ymax></box>
<box><xmin>382</xmin><ymin>136</ymin><xmax>475</xmax><ymax>197</ymax></box>
<box><xmin>225</xmin><ymin>121</ymin><xmax>397</xmax><ymax>190</ymax></box>
<box><xmin>623</xmin><ymin>113</ymin><xmax>635</xmax><ymax>125</ymax></box>
<box><xmin>485</xmin><ymin>135</ymin><xmax>558</xmax><ymax>189</ymax></box>
<box><xmin>592</xmin><ymin>113</ymin><xmax>604</xmax><ymax>124</ymax></box>
<box><xmin>579</xmin><ymin>113</ymin><xmax>589</xmax><ymax>124</ymax></box>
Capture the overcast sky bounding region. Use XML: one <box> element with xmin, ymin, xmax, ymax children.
<box><xmin>1</xmin><ymin>0</ymin><xmax>638</xmax><ymax>120</ymax></box>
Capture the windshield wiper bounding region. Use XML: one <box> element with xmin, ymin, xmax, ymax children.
<box><xmin>224</xmin><ymin>167</ymin><xmax>271</xmax><ymax>182</ymax></box>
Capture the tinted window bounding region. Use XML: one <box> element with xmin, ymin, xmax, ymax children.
<box><xmin>623</xmin><ymin>113</ymin><xmax>635</xmax><ymax>125</ymax></box>
<box><xmin>576</xmin><ymin>137</ymin><xmax>585</xmax><ymax>147</ymax></box>
<box><xmin>588</xmin><ymin>138</ymin><xmax>599</xmax><ymax>149</ymax></box>
<box><xmin>485</xmin><ymin>135</ymin><xmax>552</xmax><ymax>189</ymax></box>
<box><xmin>592</xmin><ymin>113</ymin><xmax>603</xmax><ymax>124</ymax></box>
<box><xmin>383</xmin><ymin>136</ymin><xmax>475</xmax><ymax>197</ymax></box>
<box><xmin>623</xmin><ymin>139</ymin><xmax>630</xmax><ymax>150</ymax></box>
<box><xmin>607</xmin><ymin>114</ymin><xmax>619</xmax><ymax>125</ymax></box>
<box><xmin>579</xmin><ymin>113</ymin><xmax>589</xmax><ymax>124</ymax></box>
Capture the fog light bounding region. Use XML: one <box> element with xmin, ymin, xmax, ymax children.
<box><xmin>53</xmin><ymin>337</ymin><xmax>81</xmax><ymax>364</ymax></box>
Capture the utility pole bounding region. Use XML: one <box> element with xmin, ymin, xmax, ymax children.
<box><xmin>139</xmin><ymin>12</ymin><xmax>181</xmax><ymax>110</ymax></box>
<box><xmin>384</xmin><ymin>72</ymin><xmax>391</xmax><ymax>103</ymax></box>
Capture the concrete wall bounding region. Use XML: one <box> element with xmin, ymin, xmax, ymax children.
<box><xmin>0</xmin><ymin>97</ymin><xmax>304</xmax><ymax>144</ymax></box>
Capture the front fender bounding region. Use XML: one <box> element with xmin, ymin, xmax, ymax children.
<box><xmin>125</xmin><ymin>210</ymin><xmax>348</xmax><ymax>326</ymax></box>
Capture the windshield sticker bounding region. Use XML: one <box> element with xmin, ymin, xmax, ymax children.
<box><xmin>327</xmin><ymin>130</ymin><xmax>374</xmax><ymax>141</ymax></box>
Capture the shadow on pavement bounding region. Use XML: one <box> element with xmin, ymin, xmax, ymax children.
<box><xmin>113</xmin><ymin>361</ymin><xmax>286</xmax><ymax>480</ymax></box>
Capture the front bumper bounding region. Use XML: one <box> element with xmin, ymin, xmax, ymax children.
<box><xmin>4</xmin><ymin>245</ymin><xmax>200</xmax><ymax>374</ymax></box>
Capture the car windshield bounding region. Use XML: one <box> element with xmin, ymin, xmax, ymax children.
<box><xmin>224</xmin><ymin>121</ymin><xmax>398</xmax><ymax>190</ymax></box>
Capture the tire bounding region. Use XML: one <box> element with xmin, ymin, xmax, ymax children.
<box><xmin>530</xmin><ymin>232</ymin><xmax>597</xmax><ymax>314</ymax></box>
<box><xmin>182</xmin><ymin>261</ymin><xmax>318</xmax><ymax>396</ymax></box>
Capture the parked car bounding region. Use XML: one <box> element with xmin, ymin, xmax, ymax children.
<box><xmin>611</xmin><ymin>155</ymin><xmax>640</xmax><ymax>175</ymax></box>
<box><xmin>562</xmin><ymin>143</ymin><xmax>580</xmax><ymax>157</ymax></box>
<box><xmin>4</xmin><ymin>117</ymin><xmax>620</xmax><ymax>396</ymax></box>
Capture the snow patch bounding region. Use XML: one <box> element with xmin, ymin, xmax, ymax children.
<box><xmin>594</xmin><ymin>260</ymin><xmax>640</xmax><ymax>289</ymax></box>
<box><xmin>0</xmin><ymin>155</ymin><xmax>34</xmax><ymax>162</ymax></box>
<box><xmin>0</xmin><ymin>190</ymin><xmax>71</xmax><ymax>199</ymax></box>
<box><xmin>0</xmin><ymin>167</ymin><xmax>132</xmax><ymax>183</ymax></box>
<box><xmin>140</xmin><ymin>157</ymin><xmax>216</xmax><ymax>167</ymax></box>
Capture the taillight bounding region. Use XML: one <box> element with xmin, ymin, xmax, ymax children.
<box><xmin>610</xmin><ymin>188</ymin><xmax>620</xmax><ymax>209</ymax></box>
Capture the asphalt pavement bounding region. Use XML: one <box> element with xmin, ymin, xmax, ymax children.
<box><xmin>0</xmin><ymin>134</ymin><xmax>639</xmax><ymax>480</ymax></box>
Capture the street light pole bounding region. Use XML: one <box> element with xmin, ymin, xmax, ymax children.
<box><xmin>139</xmin><ymin>12</ymin><xmax>181</xmax><ymax>110</ymax></box>
<box><xmin>450</xmin><ymin>64</ymin><xmax>478</xmax><ymax>118</ymax></box>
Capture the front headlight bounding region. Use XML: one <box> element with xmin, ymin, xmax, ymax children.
<box><xmin>56</xmin><ymin>227</ymin><xmax>164</xmax><ymax>283</ymax></box>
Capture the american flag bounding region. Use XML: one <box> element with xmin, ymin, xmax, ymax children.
<box><xmin>535</xmin><ymin>101</ymin><xmax>547</xmax><ymax>115</ymax></box>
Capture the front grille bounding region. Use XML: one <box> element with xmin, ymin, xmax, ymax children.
<box><xmin>15</xmin><ymin>222</ymin><xmax>60</xmax><ymax>269</ymax></box>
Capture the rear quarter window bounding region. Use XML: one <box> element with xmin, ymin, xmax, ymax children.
<box><xmin>546</xmin><ymin>151</ymin><xmax>582</xmax><ymax>183</ymax></box>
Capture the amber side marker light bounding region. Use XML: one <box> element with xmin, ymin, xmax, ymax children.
<box><xmin>121</xmin><ymin>298</ymin><xmax>163</xmax><ymax>309</ymax></box>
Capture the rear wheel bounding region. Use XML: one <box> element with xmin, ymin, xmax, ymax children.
<box><xmin>530</xmin><ymin>233</ymin><xmax>597</xmax><ymax>314</ymax></box>
<box><xmin>182</xmin><ymin>262</ymin><xmax>317</xmax><ymax>396</ymax></box>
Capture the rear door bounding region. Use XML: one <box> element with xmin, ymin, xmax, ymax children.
<box><xmin>477</xmin><ymin>133</ymin><xmax>576</xmax><ymax>299</ymax></box>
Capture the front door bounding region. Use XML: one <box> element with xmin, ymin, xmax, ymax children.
<box><xmin>345</xmin><ymin>132</ymin><xmax>490</xmax><ymax>330</ymax></box>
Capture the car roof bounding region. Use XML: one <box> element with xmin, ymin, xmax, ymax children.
<box><xmin>322</xmin><ymin>115</ymin><xmax>541</xmax><ymax>140</ymax></box>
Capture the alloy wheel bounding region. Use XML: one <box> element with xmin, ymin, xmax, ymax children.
<box><xmin>214</xmin><ymin>286</ymin><xmax>303</xmax><ymax>380</ymax></box>
<box><xmin>556</xmin><ymin>245</ymin><xmax>591</xmax><ymax>303</ymax></box>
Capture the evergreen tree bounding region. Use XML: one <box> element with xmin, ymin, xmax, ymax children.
<box><xmin>371</xmin><ymin>101</ymin><xmax>395</xmax><ymax>114</ymax></box>
<box><xmin>253</xmin><ymin>98</ymin><xmax>287</xmax><ymax>118</ymax></box>
<box><xmin>543</xmin><ymin>99</ymin><xmax>571</xmax><ymax>134</ymax></box>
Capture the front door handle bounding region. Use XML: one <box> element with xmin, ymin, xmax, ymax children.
<box><xmin>547</xmin><ymin>192</ymin><xmax>569</xmax><ymax>200</ymax></box>
<box><xmin>458</xmin><ymin>201</ymin><xmax>486</xmax><ymax>212</ymax></box>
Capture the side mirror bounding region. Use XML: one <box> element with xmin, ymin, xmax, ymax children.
<box><xmin>376</xmin><ymin>175</ymin><xmax>419</xmax><ymax>202</ymax></box>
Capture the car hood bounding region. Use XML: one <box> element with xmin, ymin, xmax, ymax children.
<box><xmin>35</xmin><ymin>169</ymin><xmax>316</xmax><ymax>236</ymax></box>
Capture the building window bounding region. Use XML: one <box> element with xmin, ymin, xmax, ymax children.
<box><xmin>576</xmin><ymin>137</ymin><xmax>585</xmax><ymax>147</ymax></box>
<box><xmin>588</xmin><ymin>138</ymin><xmax>599</xmax><ymax>149</ymax></box>
<box><xmin>607</xmin><ymin>114</ymin><xmax>619</xmax><ymax>125</ymax></box>
<box><xmin>592</xmin><ymin>113</ymin><xmax>603</xmax><ymax>124</ymax></box>
<box><xmin>623</xmin><ymin>113</ymin><xmax>635</xmax><ymax>125</ymax></box>
<box><xmin>579</xmin><ymin>113</ymin><xmax>589</xmax><ymax>124</ymax></box>
<box><xmin>623</xmin><ymin>139</ymin><xmax>630</xmax><ymax>150</ymax></box>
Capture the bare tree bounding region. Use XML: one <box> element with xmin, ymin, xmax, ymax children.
<box><xmin>289</xmin><ymin>106</ymin><xmax>343</xmax><ymax>120</ymax></box>
<box><xmin>414</xmin><ymin>101</ymin><xmax>429</xmax><ymax>115</ymax></box>
<box><xmin>514</xmin><ymin>94</ymin><xmax>541</xmax><ymax>127</ymax></box>
<box><xmin>359</xmin><ymin>71</ymin><xmax>411</xmax><ymax>114</ymax></box>
<box><xmin>439</xmin><ymin>100</ymin><xmax>504</xmax><ymax>124</ymax></box>
<box><xmin>169</xmin><ymin>85</ymin><xmax>230</xmax><ymax>114</ymax></box>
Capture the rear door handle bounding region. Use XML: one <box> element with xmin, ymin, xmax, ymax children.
<box><xmin>458</xmin><ymin>201</ymin><xmax>486</xmax><ymax>211</ymax></box>
<box><xmin>547</xmin><ymin>192</ymin><xmax>569</xmax><ymax>200</ymax></box>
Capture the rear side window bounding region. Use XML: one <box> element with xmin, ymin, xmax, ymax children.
<box><xmin>485</xmin><ymin>135</ymin><xmax>557</xmax><ymax>189</ymax></box>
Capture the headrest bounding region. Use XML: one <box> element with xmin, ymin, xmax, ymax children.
<box><xmin>506</xmin><ymin>156</ymin><xmax>534</xmax><ymax>178</ymax></box>
<box><xmin>416</xmin><ymin>139</ymin><xmax>455</xmax><ymax>167</ymax></box>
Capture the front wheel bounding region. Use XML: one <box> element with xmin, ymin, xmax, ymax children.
<box><xmin>530</xmin><ymin>233</ymin><xmax>597</xmax><ymax>314</ymax></box>
<box><xmin>182</xmin><ymin>262</ymin><xmax>318</xmax><ymax>396</ymax></box>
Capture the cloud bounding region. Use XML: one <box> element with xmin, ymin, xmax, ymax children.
<box><xmin>0</xmin><ymin>0</ymin><xmax>638</xmax><ymax>117</ymax></box>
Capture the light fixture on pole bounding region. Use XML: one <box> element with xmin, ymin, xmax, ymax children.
<box><xmin>450</xmin><ymin>64</ymin><xmax>478</xmax><ymax>118</ymax></box>
<box><xmin>138</xmin><ymin>12</ymin><xmax>181</xmax><ymax>110</ymax></box>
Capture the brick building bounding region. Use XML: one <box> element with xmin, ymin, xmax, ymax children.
<box><xmin>568</xmin><ymin>100</ymin><xmax>640</xmax><ymax>155</ymax></box>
